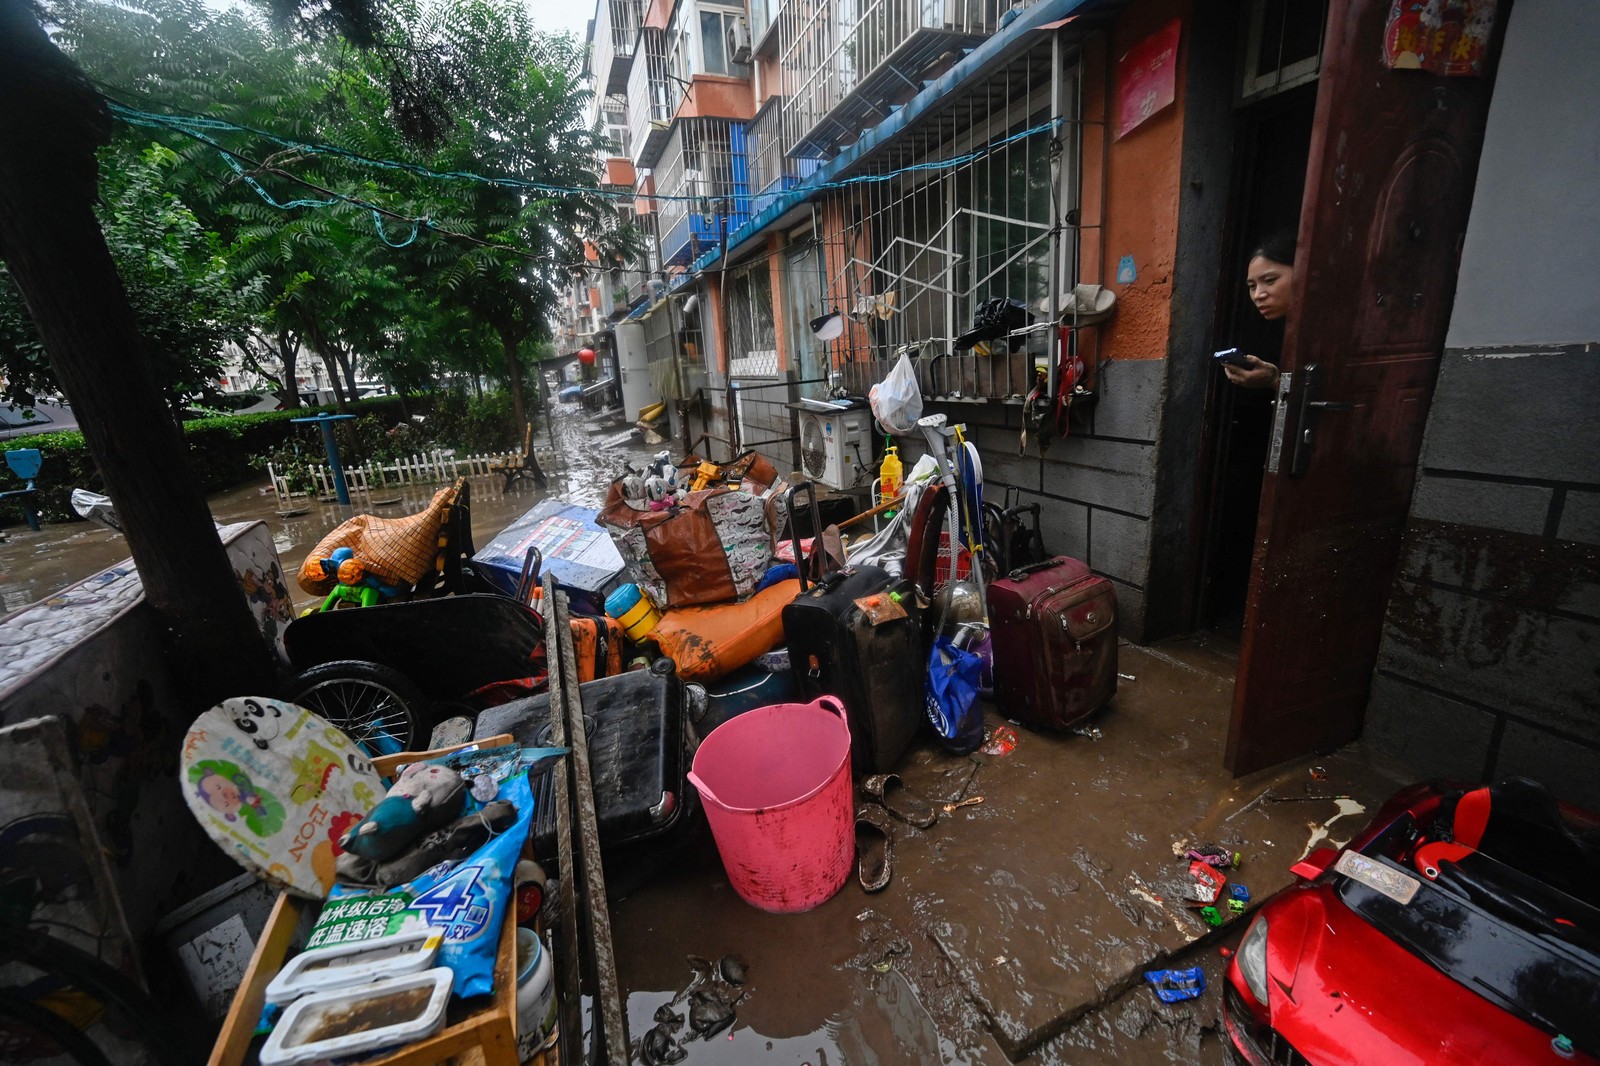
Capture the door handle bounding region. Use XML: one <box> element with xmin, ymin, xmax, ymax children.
<box><xmin>1290</xmin><ymin>364</ymin><xmax>1356</xmax><ymax>478</ymax></box>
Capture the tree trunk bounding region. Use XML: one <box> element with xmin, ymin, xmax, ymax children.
<box><xmin>334</xmin><ymin>345</ymin><xmax>359</xmax><ymax>401</ymax></box>
<box><xmin>276</xmin><ymin>329</ymin><xmax>302</xmax><ymax>409</ymax></box>
<box><xmin>501</xmin><ymin>330</ymin><xmax>526</xmax><ymax>432</ymax></box>
<box><xmin>0</xmin><ymin>3</ymin><xmax>275</xmax><ymax>711</ymax></box>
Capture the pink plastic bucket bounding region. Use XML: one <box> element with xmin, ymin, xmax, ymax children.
<box><xmin>687</xmin><ymin>696</ymin><xmax>855</xmax><ymax>913</ymax></box>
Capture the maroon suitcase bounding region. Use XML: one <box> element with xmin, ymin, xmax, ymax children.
<box><xmin>986</xmin><ymin>556</ymin><xmax>1117</xmax><ymax>730</ymax></box>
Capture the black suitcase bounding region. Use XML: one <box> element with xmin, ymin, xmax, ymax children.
<box><xmin>471</xmin><ymin>658</ymin><xmax>692</xmax><ymax>862</ymax></box>
<box><xmin>781</xmin><ymin>483</ymin><xmax>926</xmax><ymax>776</ymax></box>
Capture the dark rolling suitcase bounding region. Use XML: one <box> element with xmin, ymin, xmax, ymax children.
<box><xmin>986</xmin><ymin>556</ymin><xmax>1117</xmax><ymax>730</ymax></box>
<box><xmin>471</xmin><ymin>658</ymin><xmax>691</xmax><ymax>862</ymax></box>
<box><xmin>781</xmin><ymin>483</ymin><xmax>926</xmax><ymax>775</ymax></box>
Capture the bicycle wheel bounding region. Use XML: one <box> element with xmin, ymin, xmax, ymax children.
<box><xmin>284</xmin><ymin>660</ymin><xmax>425</xmax><ymax>754</ymax></box>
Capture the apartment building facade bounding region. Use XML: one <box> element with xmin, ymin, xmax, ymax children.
<box><xmin>561</xmin><ymin>0</ymin><xmax>1599</xmax><ymax>794</ymax></box>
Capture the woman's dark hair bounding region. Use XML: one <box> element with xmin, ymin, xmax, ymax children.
<box><xmin>1250</xmin><ymin>229</ymin><xmax>1297</xmax><ymax>267</ymax></box>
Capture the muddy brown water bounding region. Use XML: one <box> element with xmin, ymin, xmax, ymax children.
<box><xmin>1</xmin><ymin>403</ymin><xmax>1241</xmax><ymax>1063</ymax></box>
<box><xmin>0</xmin><ymin>404</ymin><xmax>648</xmax><ymax>621</ymax></box>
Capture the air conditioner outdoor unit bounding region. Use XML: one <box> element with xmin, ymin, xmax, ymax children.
<box><xmin>727</xmin><ymin>16</ymin><xmax>753</xmax><ymax>64</ymax></box>
<box><xmin>797</xmin><ymin>407</ymin><xmax>870</xmax><ymax>490</ymax></box>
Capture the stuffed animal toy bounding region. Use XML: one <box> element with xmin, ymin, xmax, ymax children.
<box><xmin>644</xmin><ymin>476</ymin><xmax>673</xmax><ymax>511</ymax></box>
<box><xmin>339</xmin><ymin>762</ymin><xmax>467</xmax><ymax>862</ymax></box>
<box><xmin>336</xmin><ymin>799</ymin><xmax>518</xmax><ymax>890</ymax></box>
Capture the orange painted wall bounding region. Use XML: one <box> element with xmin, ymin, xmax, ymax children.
<box><xmin>676</xmin><ymin>75</ymin><xmax>756</xmax><ymax>121</ymax></box>
<box><xmin>1079</xmin><ymin>0</ymin><xmax>1190</xmax><ymax>363</ymax></box>
<box><xmin>604</xmin><ymin>157</ymin><xmax>637</xmax><ymax>187</ymax></box>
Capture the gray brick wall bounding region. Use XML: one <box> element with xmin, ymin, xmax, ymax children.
<box><xmin>1366</xmin><ymin>345</ymin><xmax>1600</xmax><ymax>808</ymax></box>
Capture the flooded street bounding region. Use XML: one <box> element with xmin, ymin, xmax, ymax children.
<box><xmin>0</xmin><ymin>400</ymin><xmax>1383</xmax><ymax>1066</ymax></box>
<box><xmin>0</xmin><ymin>402</ymin><xmax>649</xmax><ymax>620</ymax></box>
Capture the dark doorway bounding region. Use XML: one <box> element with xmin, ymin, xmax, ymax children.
<box><xmin>1196</xmin><ymin>83</ymin><xmax>1316</xmax><ymax>638</ymax></box>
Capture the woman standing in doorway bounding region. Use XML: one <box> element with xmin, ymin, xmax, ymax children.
<box><xmin>1224</xmin><ymin>231</ymin><xmax>1296</xmax><ymax>390</ymax></box>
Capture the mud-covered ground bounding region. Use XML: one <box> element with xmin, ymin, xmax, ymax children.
<box><xmin>1</xmin><ymin>401</ymin><xmax>1399</xmax><ymax>1064</ymax></box>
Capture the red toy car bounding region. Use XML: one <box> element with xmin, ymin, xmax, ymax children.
<box><xmin>1223</xmin><ymin>777</ymin><xmax>1600</xmax><ymax>1066</ymax></box>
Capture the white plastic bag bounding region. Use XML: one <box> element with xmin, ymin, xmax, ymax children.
<box><xmin>869</xmin><ymin>352</ymin><xmax>923</xmax><ymax>436</ymax></box>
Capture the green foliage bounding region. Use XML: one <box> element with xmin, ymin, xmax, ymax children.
<box><xmin>423</xmin><ymin>389</ymin><xmax>518</xmax><ymax>455</ymax></box>
<box><xmin>0</xmin><ymin>142</ymin><xmax>260</xmax><ymax>406</ymax></box>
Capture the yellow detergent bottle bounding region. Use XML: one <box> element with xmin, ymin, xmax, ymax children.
<box><xmin>879</xmin><ymin>443</ymin><xmax>903</xmax><ymax>508</ymax></box>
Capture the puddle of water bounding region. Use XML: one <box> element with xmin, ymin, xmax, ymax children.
<box><xmin>0</xmin><ymin>403</ymin><xmax>651</xmax><ymax>621</ymax></box>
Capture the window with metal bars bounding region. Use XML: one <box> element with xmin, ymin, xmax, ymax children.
<box><xmin>727</xmin><ymin>262</ymin><xmax>779</xmax><ymax>376</ymax></box>
<box><xmin>806</xmin><ymin>42</ymin><xmax>1080</xmax><ymax>402</ymax></box>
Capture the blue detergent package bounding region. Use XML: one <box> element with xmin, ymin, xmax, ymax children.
<box><xmin>315</xmin><ymin>747</ymin><xmax>559</xmax><ymax>998</ymax></box>
<box><xmin>1143</xmin><ymin>966</ymin><xmax>1206</xmax><ymax>1003</ymax></box>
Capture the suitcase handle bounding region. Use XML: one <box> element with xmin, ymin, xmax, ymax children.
<box><xmin>1007</xmin><ymin>557</ymin><xmax>1059</xmax><ymax>582</ymax></box>
<box><xmin>784</xmin><ymin>481</ymin><xmax>825</xmax><ymax>592</ymax></box>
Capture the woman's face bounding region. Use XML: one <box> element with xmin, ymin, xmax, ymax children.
<box><xmin>1247</xmin><ymin>255</ymin><xmax>1295</xmax><ymax>321</ymax></box>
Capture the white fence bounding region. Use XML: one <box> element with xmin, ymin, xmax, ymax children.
<box><xmin>266</xmin><ymin>448</ymin><xmax>549</xmax><ymax>502</ymax></box>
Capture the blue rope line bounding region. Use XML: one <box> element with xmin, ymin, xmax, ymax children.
<box><xmin>106</xmin><ymin>99</ymin><xmax>1062</xmax><ymax>205</ymax></box>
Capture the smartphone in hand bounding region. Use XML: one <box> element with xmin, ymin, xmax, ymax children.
<box><xmin>1213</xmin><ymin>348</ymin><xmax>1251</xmax><ymax>369</ymax></box>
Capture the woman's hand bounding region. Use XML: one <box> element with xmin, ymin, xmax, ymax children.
<box><xmin>1223</xmin><ymin>354</ymin><xmax>1279</xmax><ymax>390</ymax></box>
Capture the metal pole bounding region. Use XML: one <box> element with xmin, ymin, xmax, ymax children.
<box><xmin>1047</xmin><ymin>28</ymin><xmax>1064</xmax><ymax>402</ymax></box>
<box><xmin>318</xmin><ymin>420</ymin><xmax>350</xmax><ymax>505</ymax></box>
<box><xmin>293</xmin><ymin>413</ymin><xmax>356</xmax><ymax>505</ymax></box>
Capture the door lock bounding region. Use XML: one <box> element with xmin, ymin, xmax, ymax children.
<box><xmin>1290</xmin><ymin>363</ymin><xmax>1355</xmax><ymax>478</ymax></box>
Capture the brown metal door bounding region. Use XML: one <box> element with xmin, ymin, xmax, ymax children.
<box><xmin>1225</xmin><ymin>0</ymin><xmax>1508</xmax><ymax>775</ymax></box>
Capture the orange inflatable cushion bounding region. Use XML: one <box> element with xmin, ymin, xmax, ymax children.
<box><xmin>651</xmin><ymin>579</ymin><xmax>800</xmax><ymax>682</ymax></box>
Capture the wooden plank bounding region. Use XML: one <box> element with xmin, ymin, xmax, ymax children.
<box><xmin>371</xmin><ymin>734</ymin><xmax>516</xmax><ymax>778</ymax></box>
<box><xmin>543</xmin><ymin>575</ymin><xmax>586</xmax><ymax>1065</ymax></box>
<box><xmin>550</xmin><ymin>585</ymin><xmax>630</xmax><ymax>1064</ymax></box>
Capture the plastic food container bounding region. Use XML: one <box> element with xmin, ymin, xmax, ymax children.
<box><xmin>265</xmin><ymin>929</ymin><xmax>442</xmax><ymax>1004</ymax></box>
<box><xmin>605</xmin><ymin>583</ymin><xmax>662</xmax><ymax>641</ymax></box>
<box><xmin>258</xmin><ymin>968</ymin><xmax>453</xmax><ymax>1066</ymax></box>
<box><xmin>515</xmin><ymin>928</ymin><xmax>557</xmax><ymax>1056</ymax></box>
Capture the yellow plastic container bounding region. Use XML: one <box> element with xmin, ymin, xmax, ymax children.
<box><xmin>878</xmin><ymin>445</ymin><xmax>903</xmax><ymax>503</ymax></box>
<box><xmin>605</xmin><ymin>583</ymin><xmax>663</xmax><ymax>641</ymax></box>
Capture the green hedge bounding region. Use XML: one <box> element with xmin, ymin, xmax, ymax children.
<box><xmin>1</xmin><ymin>395</ymin><xmax>421</xmax><ymax>526</ymax></box>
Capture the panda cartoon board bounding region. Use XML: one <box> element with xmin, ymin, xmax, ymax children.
<box><xmin>181</xmin><ymin>697</ymin><xmax>385</xmax><ymax>899</ymax></box>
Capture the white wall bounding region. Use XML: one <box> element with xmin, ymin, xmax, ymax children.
<box><xmin>1446</xmin><ymin>0</ymin><xmax>1600</xmax><ymax>348</ymax></box>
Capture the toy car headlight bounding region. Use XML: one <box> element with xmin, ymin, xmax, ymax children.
<box><xmin>1237</xmin><ymin>916</ymin><xmax>1270</xmax><ymax>1006</ymax></box>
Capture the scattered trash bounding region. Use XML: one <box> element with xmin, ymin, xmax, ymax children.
<box><xmin>1310</xmin><ymin>766</ymin><xmax>1328</xmax><ymax>781</ymax></box>
<box><xmin>1189</xmin><ymin>861</ymin><xmax>1228</xmax><ymax>894</ymax></box>
<box><xmin>1118</xmin><ymin>673</ymin><xmax>1136</xmax><ymax>681</ymax></box>
<box><xmin>1070</xmin><ymin>725</ymin><xmax>1103</xmax><ymax>741</ymax></box>
<box><xmin>1185</xmin><ymin>844</ymin><xmax>1242</xmax><ymax>869</ymax></box>
<box><xmin>941</xmin><ymin>795</ymin><xmax>985</xmax><ymax>813</ymax></box>
<box><xmin>1143</xmin><ymin>967</ymin><xmax>1206</xmax><ymax>1003</ymax></box>
<box><xmin>980</xmin><ymin>726</ymin><xmax>1018</xmax><ymax>756</ymax></box>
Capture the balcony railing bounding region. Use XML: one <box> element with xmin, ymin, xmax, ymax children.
<box><xmin>780</xmin><ymin>0</ymin><xmax>1005</xmax><ymax>158</ymax></box>
<box><xmin>749</xmin><ymin>94</ymin><xmax>821</xmax><ymax>214</ymax></box>
<box><xmin>655</xmin><ymin>117</ymin><xmax>752</xmax><ymax>267</ymax></box>
<box><xmin>628</xmin><ymin>27</ymin><xmax>679</xmax><ymax>168</ymax></box>
<box><xmin>592</xmin><ymin>0</ymin><xmax>643</xmax><ymax>96</ymax></box>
